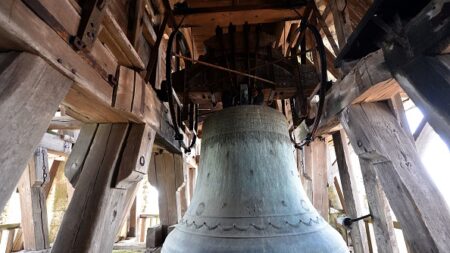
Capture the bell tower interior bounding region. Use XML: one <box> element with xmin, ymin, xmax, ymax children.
<box><xmin>0</xmin><ymin>0</ymin><xmax>449</xmax><ymax>252</ymax></box>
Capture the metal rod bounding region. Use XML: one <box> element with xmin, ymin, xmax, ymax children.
<box><xmin>351</xmin><ymin>214</ymin><xmax>372</xmax><ymax>222</ymax></box>
<box><xmin>173</xmin><ymin>54</ymin><xmax>278</xmax><ymax>86</ymax></box>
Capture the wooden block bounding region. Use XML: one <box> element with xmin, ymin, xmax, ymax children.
<box><xmin>115</xmin><ymin>66</ymin><xmax>135</xmax><ymax>112</ymax></box>
<box><xmin>102</xmin><ymin>9</ymin><xmax>145</xmax><ymax>69</ymax></box>
<box><xmin>115</xmin><ymin>124</ymin><xmax>156</xmax><ymax>189</ymax></box>
<box><xmin>146</xmin><ymin>225</ymin><xmax>163</xmax><ymax>248</ymax></box>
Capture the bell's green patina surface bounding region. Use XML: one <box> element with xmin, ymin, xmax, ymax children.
<box><xmin>163</xmin><ymin>106</ymin><xmax>347</xmax><ymax>253</ymax></box>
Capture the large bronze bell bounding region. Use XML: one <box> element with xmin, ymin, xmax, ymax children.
<box><xmin>162</xmin><ymin>106</ymin><xmax>347</xmax><ymax>252</ymax></box>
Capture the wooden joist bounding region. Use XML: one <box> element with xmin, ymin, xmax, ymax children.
<box><xmin>174</xmin><ymin>6</ymin><xmax>305</xmax><ymax>28</ymax></box>
<box><xmin>341</xmin><ymin>102</ymin><xmax>450</xmax><ymax>252</ymax></box>
<box><xmin>0</xmin><ymin>52</ymin><xmax>72</xmax><ymax>212</ymax></box>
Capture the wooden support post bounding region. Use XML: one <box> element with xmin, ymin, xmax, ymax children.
<box><xmin>5</xmin><ymin>229</ymin><xmax>15</xmax><ymax>253</ymax></box>
<box><xmin>364</xmin><ymin>221</ymin><xmax>374</xmax><ymax>253</ymax></box>
<box><xmin>17</xmin><ymin>148</ymin><xmax>50</xmax><ymax>251</ymax></box>
<box><xmin>148</xmin><ymin>152</ymin><xmax>184</xmax><ymax>227</ymax></box>
<box><xmin>0</xmin><ymin>52</ymin><xmax>72</xmax><ymax>212</ymax></box>
<box><xmin>53</xmin><ymin>123</ymin><xmax>156</xmax><ymax>253</ymax></box>
<box><xmin>388</xmin><ymin>55</ymin><xmax>450</xmax><ymax>147</ymax></box>
<box><xmin>358</xmin><ymin>158</ymin><xmax>399</xmax><ymax>253</ymax></box>
<box><xmin>176</xmin><ymin>182</ymin><xmax>188</xmax><ymax>221</ymax></box>
<box><xmin>331</xmin><ymin>0</ymin><xmax>352</xmax><ymax>49</ymax></box>
<box><xmin>332</xmin><ymin>130</ymin><xmax>369</xmax><ymax>253</ymax></box>
<box><xmin>309</xmin><ymin>139</ymin><xmax>329</xmax><ymax>220</ymax></box>
<box><xmin>340</xmin><ymin>102</ymin><xmax>450</xmax><ymax>252</ymax></box>
<box><xmin>48</xmin><ymin>160</ymin><xmax>70</xmax><ymax>242</ymax></box>
<box><xmin>128</xmin><ymin>197</ymin><xmax>138</xmax><ymax>237</ymax></box>
<box><xmin>187</xmin><ymin>167</ymin><xmax>197</xmax><ymax>202</ymax></box>
<box><xmin>388</xmin><ymin>93</ymin><xmax>412</xmax><ymax>139</ymax></box>
<box><xmin>299</xmin><ymin>145</ymin><xmax>313</xmax><ymax>201</ymax></box>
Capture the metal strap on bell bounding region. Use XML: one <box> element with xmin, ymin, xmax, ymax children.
<box><xmin>163</xmin><ymin>106</ymin><xmax>347</xmax><ymax>253</ymax></box>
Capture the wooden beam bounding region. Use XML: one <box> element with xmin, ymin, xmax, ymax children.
<box><xmin>39</xmin><ymin>133</ymin><xmax>73</xmax><ymax>156</ymax></box>
<box><xmin>54</xmin><ymin>123</ymin><xmax>150</xmax><ymax>252</ymax></box>
<box><xmin>187</xmin><ymin>167</ymin><xmax>197</xmax><ymax>202</ymax></box>
<box><xmin>18</xmin><ymin>152</ymin><xmax>50</xmax><ymax>251</ymax></box>
<box><xmin>332</xmin><ymin>130</ymin><xmax>370</xmax><ymax>253</ymax></box>
<box><xmin>333</xmin><ymin>177</ymin><xmax>346</xmax><ymax>212</ymax></box>
<box><xmin>43</xmin><ymin>160</ymin><xmax>62</xmax><ymax>198</ymax></box>
<box><xmin>0</xmin><ymin>52</ymin><xmax>72</xmax><ymax>212</ymax></box>
<box><xmin>358</xmin><ymin>158</ymin><xmax>399</xmax><ymax>253</ymax></box>
<box><xmin>48</xmin><ymin>116</ymin><xmax>83</xmax><ymax>130</ymax></box>
<box><xmin>65</xmin><ymin>124</ymin><xmax>98</xmax><ymax>186</ymax></box>
<box><xmin>0</xmin><ymin>0</ymin><xmax>177</xmax><ymax>141</ymax></box>
<box><xmin>174</xmin><ymin>7</ymin><xmax>305</xmax><ymax>28</ymax></box>
<box><xmin>312</xmin><ymin>5</ymin><xmax>340</xmax><ymax>56</ymax></box>
<box><xmin>0</xmin><ymin>0</ymin><xmax>125</xmax><ymax>122</ymax></box>
<box><xmin>388</xmin><ymin>93</ymin><xmax>411</xmax><ymax>136</ymax></box>
<box><xmin>298</xmin><ymin>144</ymin><xmax>313</xmax><ymax>201</ymax></box>
<box><xmin>127</xmin><ymin>198</ymin><xmax>138</xmax><ymax>237</ymax></box>
<box><xmin>330</xmin><ymin>0</ymin><xmax>352</xmax><ymax>49</ymax></box>
<box><xmin>5</xmin><ymin>229</ymin><xmax>15</xmax><ymax>253</ymax></box>
<box><xmin>148</xmin><ymin>152</ymin><xmax>184</xmax><ymax>226</ymax></box>
<box><xmin>340</xmin><ymin>102</ymin><xmax>450</xmax><ymax>252</ymax></box>
<box><xmin>389</xmin><ymin>55</ymin><xmax>450</xmax><ymax>147</ymax></box>
<box><xmin>176</xmin><ymin>182</ymin><xmax>188</xmax><ymax>221</ymax></box>
<box><xmin>318</xmin><ymin>50</ymin><xmax>401</xmax><ymax>134</ymax></box>
<box><xmin>310</xmin><ymin>138</ymin><xmax>329</xmax><ymax>220</ymax></box>
<box><xmin>102</xmin><ymin>8</ymin><xmax>145</xmax><ymax>69</ymax></box>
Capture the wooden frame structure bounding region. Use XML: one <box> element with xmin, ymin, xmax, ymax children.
<box><xmin>0</xmin><ymin>0</ymin><xmax>449</xmax><ymax>252</ymax></box>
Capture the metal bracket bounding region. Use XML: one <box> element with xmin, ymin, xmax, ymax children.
<box><xmin>73</xmin><ymin>0</ymin><xmax>111</xmax><ymax>51</ymax></box>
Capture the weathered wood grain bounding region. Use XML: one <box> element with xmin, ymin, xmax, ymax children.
<box><xmin>332</xmin><ymin>130</ymin><xmax>369</xmax><ymax>253</ymax></box>
<box><xmin>54</xmin><ymin>122</ymin><xmax>154</xmax><ymax>253</ymax></box>
<box><xmin>150</xmin><ymin>152</ymin><xmax>184</xmax><ymax>226</ymax></box>
<box><xmin>64</xmin><ymin>124</ymin><xmax>98</xmax><ymax>186</ymax></box>
<box><xmin>0</xmin><ymin>52</ymin><xmax>72</xmax><ymax>212</ymax></box>
<box><xmin>53</xmin><ymin>123</ymin><xmax>129</xmax><ymax>253</ymax></box>
<box><xmin>48</xmin><ymin>115</ymin><xmax>83</xmax><ymax>130</ymax></box>
<box><xmin>115</xmin><ymin>124</ymin><xmax>156</xmax><ymax>189</ymax></box>
<box><xmin>310</xmin><ymin>139</ymin><xmax>329</xmax><ymax>220</ymax></box>
<box><xmin>318</xmin><ymin>50</ymin><xmax>401</xmax><ymax>134</ymax></box>
<box><xmin>359</xmin><ymin>158</ymin><xmax>399</xmax><ymax>253</ymax></box>
<box><xmin>341</xmin><ymin>102</ymin><xmax>450</xmax><ymax>252</ymax></box>
<box><xmin>18</xmin><ymin>164</ymin><xmax>50</xmax><ymax>250</ymax></box>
